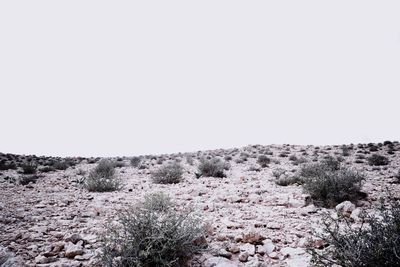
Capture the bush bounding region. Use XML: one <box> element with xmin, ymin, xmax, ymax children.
<box><xmin>197</xmin><ymin>158</ymin><xmax>227</xmax><ymax>178</ymax></box>
<box><xmin>368</xmin><ymin>154</ymin><xmax>389</xmax><ymax>166</ymax></box>
<box><xmin>309</xmin><ymin>198</ymin><xmax>400</xmax><ymax>266</ymax></box>
<box><xmin>101</xmin><ymin>192</ymin><xmax>207</xmax><ymax>267</ymax></box>
<box><xmin>130</xmin><ymin>157</ymin><xmax>142</xmax><ymax>168</ymax></box>
<box><xmin>20</xmin><ymin>163</ymin><xmax>37</xmax><ymax>174</ymax></box>
<box><xmin>85</xmin><ymin>159</ymin><xmax>122</xmax><ymax>192</ymax></box>
<box><xmin>257</xmin><ymin>155</ymin><xmax>271</xmax><ymax>168</ymax></box>
<box><xmin>300</xmin><ymin>159</ymin><xmax>364</xmax><ymax>207</ymax></box>
<box><xmin>151</xmin><ymin>163</ymin><xmax>183</xmax><ymax>184</ymax></box>
<box><xmin>53</xmin><ymin>160</ymin><xmax>69</xmax><ymax>170</ymax></box>
<box><xmin>39</xmin><ymin>166</ymin><xmax>56</xmax><ymax>173</ymax></box>
<box><xmin>20</xmin><ymin>174</ymin><xmax>40</xmax><ymax>185</ymax></box>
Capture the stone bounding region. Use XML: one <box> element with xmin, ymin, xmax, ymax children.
<box><xmin>239</xmin><ymin>252</ymin><xmax>249</xmax><ymax>262</ymax></box>
<box><xmin>217</xmin><ymin>249</ymin><xmax>232</xmax><ymax>259</ymax></box>
<box><xmin>266</xmin><ymin>222</ymin><xmax>281</xmax><ymax>230</ymax></box>
<box><xmin>204</xmin><ymin>256</ymin><xmax>239</xmax><ymax>267</ymax></box>
<box><xmin>335</xmin><ymin>201</ymin><xmax>355</xmax><ymax>217</ymax></box>
<box><xmin>268</xmin><ymin>252</ymin><xmax>279</xmax><ymax>259</ymax></box>
<box><xmin>240</xmin><ymin>243</ymin><xmax>255</xmax><ymax>256</ymax></box>
<box><xmin>227</xmin><ymin>244</ymin><xmax>240</xmax><ymax>254</ymax></box>
<box><xmin>65</xmin><ymin>233</ymin><xmax>83</xmax><ymax>244</ymax></box>
<box><xmin>256</xmin><ymin>239</ymin><xmax>275</xmax><ymax>255</ymax></box>
<box><xmin>64</xmin><ymin>241</ymin><xmax>84</xmax><ymax>258</ymax></box>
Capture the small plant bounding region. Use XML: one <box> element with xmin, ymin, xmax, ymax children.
<box><xmin>197</xmin><ymin>158</ymin><xmax>227</xmax><ymax>178</ymax></box>
<box><xmin>309</xmin><ymin>197</ymin><xmax>400</xmax><ymax>266</ymax></box>
<box><xmin>151</xmin><ymin>162</ymin><xmax>183</xmax><ymax>184</ymax></box>
<box><xmin>367</xmin><ymin>154</ymin><xmax>389</xmax><ymax>166</ymax></box>
<box><xmin>257</xmin><ymin>155</ymin><xmax>271</xmax><ymax>168</ymax></box>
<box><xmin>101</xmin><ymin>192</ymin><xmax>207</xmax><ymax>267</ymax></box>
<box><xmin>130</xmin><ymin>157</ymin><xmax>141</xmax><ymax>168</ymax></box>
<box><xmin>300</xmin><ymin>158</ymin><xmax>364</xmax><ymax>207</ymax></box>
<box><xmin>85</xmin><ymin>159</ymin><xmax>122</xmax><ymax>192</ymax></box>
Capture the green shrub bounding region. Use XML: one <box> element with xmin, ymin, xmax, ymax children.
<box><xmin>85</xmin><ymin>159</ymin><xmax>122</xmax><ymax>192</ymax></box>
<box><xmin>20</xmin><ymin>174</ymin><xmax>40</xmax><ymax>185</ymax></box>
<box><xmin>131</xmin><ymin>157</ymin><xmax>142</xmax><ymax>168</ymax></box>
<box><xmin>101</xmin><ymin>192</ymin><xmax>207</xmax><ymax>267</ymax></box>
<box><xmin>151</xmin><ymin>163</ymin><xmax>183</xmax><ymax>184</ymax></box>
<box><xmin>53</xmin><ymin>160</ymin><xmax>69</xmax><ymax>170</ymax></box>
<box><xmin>39</xmin><ymin>166</ymin><xmax>56</xmax><ymax>173</ymax></box>
<box><xmin>257</xmin><ymin>155</ymin><xmax>271</xmax><ymax>168</ymax></box>
<box><xmin>309</xmin><ymin>198</ymin><xmax>400</xmax><ymax>266</ymax></box>
<box><xmin>20</xmin><ymin>163</ymin><xmax>37</xmax><ymax>174</ymax></box>
<box><xmin>197</xmin><ymin>158</ymin><xmax>227</xmax><ymax>178</ymax></box>
<box><xmin>300</xmin><ymin>159</ymin><xmax>364</xmax><ymax>207</ymax></box>
<box><xmin>367</xmin><ymin>154</ymin><xmax>389</xmax><ymax>166</ymax></box>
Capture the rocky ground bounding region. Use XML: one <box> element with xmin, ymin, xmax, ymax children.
<box><xmin>1</xmin><ymin>142</ymin><xmax>399</xmax><ymax>267</ymax></box>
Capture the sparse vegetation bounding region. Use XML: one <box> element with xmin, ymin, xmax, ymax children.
<box><xmin>367</xmin><ymin>154</ymin><xmax>389</xmax><ymax>166</ymax></box>
<box><xmin>101</xmin><ymin>192</ymin><xmax>207</xmax><ymax>267</ymax></box>
<box><xmin>20</xmin><ymin>163</ymin><xmax>37</xmax><ymax>174</ymax></box>
<box><xmin>130</xmin><ymin>156</ymin><xmax>141</xmax><ymax>167</ymax></box>
<box><xmin>257</xmin><ymin>155</ymin><xmax>271</xmax><ymax>168</ymax></box>
<box><xmin>151</xmin><ymin>162</ymin><xmax>183</xmax><ymax>184</ymax></box>
<box><xmin>309</xmin><ymin>197</ymin><xmax>400</xmax><ymax>266</ymax></box>
<box><xmin>85</xmin><ymin>159</ymin><xmax>122</xmax><ymax>192</ymax></box>
<box><xmin>197</xmin><ymin>158</ymin><xmax>227</xmax><ymax>178</ymax></box>
<box><xmin>300</xmin><ymin>158</ymin><xmax>364</xmax><ymax>207</ymax></box>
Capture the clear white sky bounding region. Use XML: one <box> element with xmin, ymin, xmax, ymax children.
<box><xmin>0</xmin><ymin>1</ymin><xmax>399</xmax><ymax>157</ymax></box>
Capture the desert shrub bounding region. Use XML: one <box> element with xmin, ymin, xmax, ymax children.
<box><xmin>20</xmin><ymin>174</ymin><xmax>40</xmax><ymax>185</ymax></box>
<box><xmin>0</xmin><ymin>160</ymin><xmax>17</xmax><ymax>171</ymax></box>
<box><xmin>185</xmin><ymin>155</ymin><xmax>194</xmax><ymax>165</ymax></box>
<box><xmin>85</xmin><ymin>159</ymin><xmax>122</xmax><ymax>192</ymax></box>
<box><xmin>300</xmin><ymin>159</ymin><xmax>364</xmax><ymax>207</ymax></box>
<box><xmin>309</xmin><ymin>198</ymin><xmax>400</xmax><ymax>266</ymax></box>
<box><xmin>367</xmin><ymin>154</ymin><xmax>389</xmax><ymax>166</ymax></box>
<box><xmin>20</xmin><ymin>163</ymin><xmax>37</xmax><ymax>174</ymax></box>
<box><xmin>101</xmin><ymin>192</ymin><xmax>207</xmax><ymax>267</ymax></box>
<box><xmin>113</xmin><ymin>161</ymin><xmax>126</xmax><ymax>168</ymax></box>
<box><xmin>197</xmin><ymin>158</ymin><xmax>227</xmax><ymax>178</ymax></box>
<box><xmin>39</xmin><ymin>166</ymin><xmax>56</xmax><ymax>173</ymax></box>
<box><xmin>257</xmin><ymin>155</ymin><xmax>271</xmax><ymax>168</ymax></box>
<box><xmin>53</xmin><ymin>160</ymin><xmax>69</xmax><ymax>170</ymax></box>
<box><xmin>151</xmin><ymin>162</ymin><xmax>183</xmax><ymax>184</ymax></box>
<box><xmin>130</xmin><ymin>157</ymin><xmax>142</xmax><ymax>168</ymax></box>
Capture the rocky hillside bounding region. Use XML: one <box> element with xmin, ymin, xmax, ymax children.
<box><xmin>1</xmin><ymin>142</ymin><xmax>399</xmax><ymax>267</ymax></box>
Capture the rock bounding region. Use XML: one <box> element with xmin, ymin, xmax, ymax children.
<box><xmin>1</xmin><ymin>256</ymin><xmax>26</xmax><ymax>267</ymax></box>
<box><xmin>65</xmin><ymin>233</ymin><xmax>83</xmax><ymax>244</ymax></box>
<box><xmin>240</xmin><ymin>243</ymin><xmax>255</xmax><ymax>256</ymax></box>
<box><xmin>239</xmin><ymin>252</ymin><xmax>249</xmax><ymax>262</ymax></box>
<box><xmin>64</xmin><ymin>241</ymin><xmax>84</xmax><ymax>258</ymax></box>
<box><xmin>288</xmin><ymin>198</ymin><xmax>304</xmax><ymax>208</ymax></box>
<box><xmin>227</xmin><ymin>244</ymin><xmax>240</xmax><ymax>254</ymax></box>
<box><xmin>34</xmin><ymin>255</ymin><xmax>57</xmax><ymax>264</ymax></box>
<box><xmin>217</xmin><ymin>249</ymin><xmax>232</xmax><ymax>259</ymax></box>
<box><xmin>280</xmin><ymin>247</ymin><xmax>305</xmax><ymax>258</ymax></box>
<box><xmin>268</xmin><ymin>252</ymin><xmax>279</xmax><ymax>259</ymax></box>
<box><xmin>350</xmin><ymin>208</ymin><xmax>362</xmax><ymax>222</ymax></box>
<box><xmin>204</xmin><ymin>256</ymin><xmax>239</xmax><ymax>267</ymax></box>
<box><xmin>335</xmin><ymin>201</ymin><xmax>355</xmax><ymax>217</ymax></box>
<box><xmin>266</xmin><ymin>222</ymin><xmax>281</xmax><ymax>230</ymax></box>
<box><xmin>257</xmin><ymin>239</ymin><xmax>275</xmax><ymax>255</ymax></box>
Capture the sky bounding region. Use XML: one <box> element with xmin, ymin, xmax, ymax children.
<box><xmin>0</xmin><ymin>1</ymin><xmax>399</xmax><ymax>157</ymax></box>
